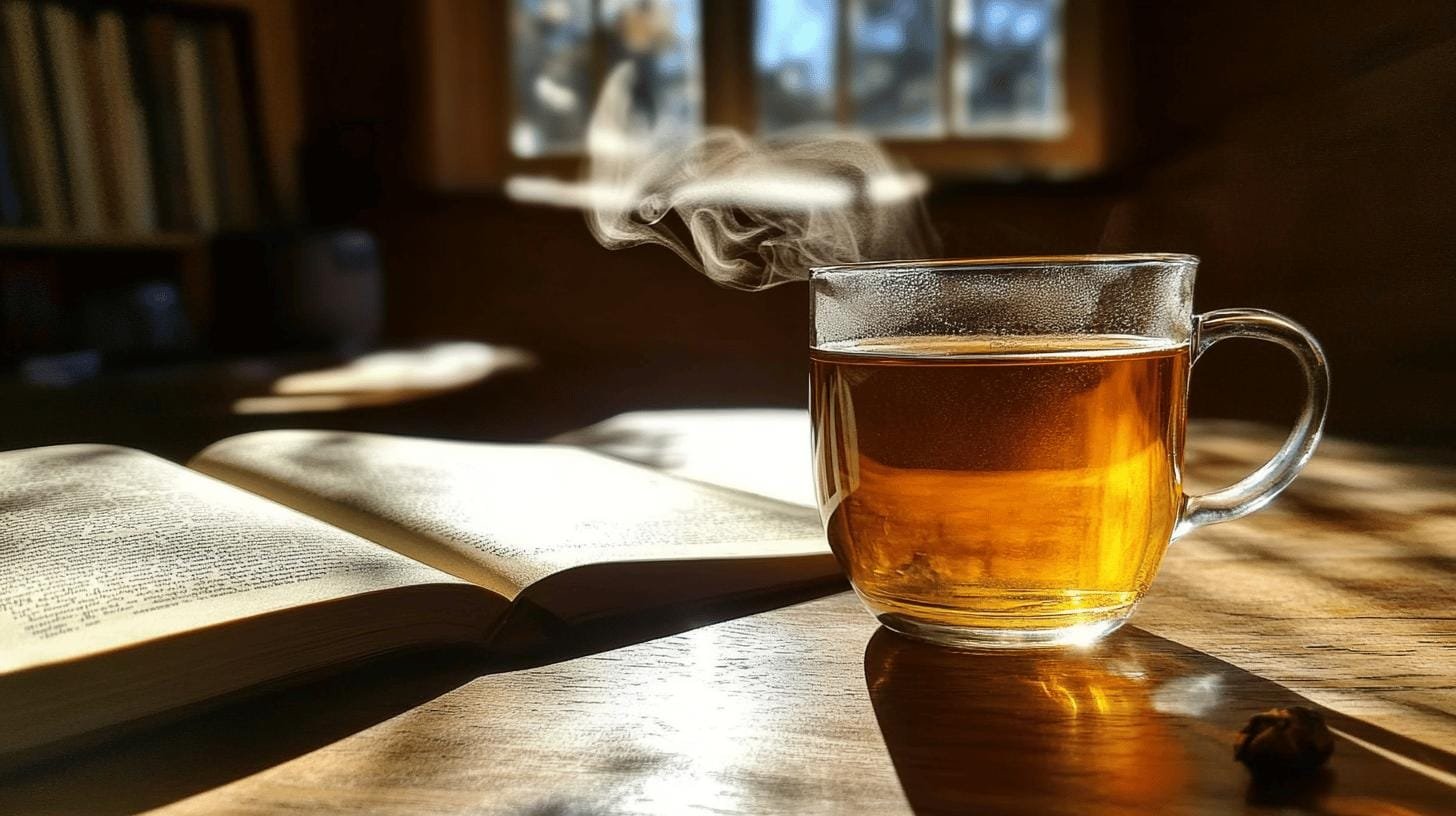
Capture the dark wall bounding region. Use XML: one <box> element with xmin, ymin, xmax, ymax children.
<box><xmin>297</xmin><ymin>1</ymin><xmax>1456</xmax><ymax>448</ymax></box>
<box><xmin>1102</xmin><ymin>1</ymin><xmax>1456</xmax><ymax>446</ymax></box>
<box><xmin>373</xmin><ymin>197</ymin><xmax>811</xmax><ymax>404</ymax></box>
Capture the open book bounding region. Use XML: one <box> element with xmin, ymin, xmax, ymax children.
<box><xmin>0</xmin><ymin>429</ymin><xmax>836</xmax><ymax>765</ymax></box>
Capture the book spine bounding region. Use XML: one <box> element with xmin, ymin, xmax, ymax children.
<box><xmin>172</xmin><ymin>23</ymin><xmax>217</xmax><ymax>233</ymax></box>
<box><xmin>133</xmin><ymin>14</ymin><xmax>191</xmax><ymax>231</ymax></box>
<box><xmin>79</xmin><ymin>7</ymin><xmax>121</xmax><ymax>231</ymax></box>
<box><xmin>0</xmin><ymin>78</ymin><xmax>23</xmax><ymax>225</ymax></box>
<box><xmin>196</xmin><ymin>22</ymin><xmax>229</xmax><ymax>232</ymax></box>
<box><xmin>0</xmin><ymin>6</ymin><xmax>26</xmax><ymax>226</ymax></box>
<box><xmin>93</xmin><ymin>10</ymin><xmax>157</xmax><ymax>233</ymax></box>
<box><xmin>201</xmin><ymin>22</ymin><xmax>257</xmax><ymax>231</ymax></box>
<box><xmin>39</xmin><ymin>1</ymin><xmax>104</xmax><ymax>233</ymax></box>
<box><xmin>0</xmin><ymin>0</ymin><xmax>66</xmax><ymax>228</ymax></box>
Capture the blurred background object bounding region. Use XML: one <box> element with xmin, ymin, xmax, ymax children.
<box><xmin>1</xmin><ymin>0</ymin><xmax>1454</xmax><ymax>456</ymax></box>
<box><xmin>210</xmin><ymin>230</ymin><xmax>383</xmax><ymax>356</ymax></box>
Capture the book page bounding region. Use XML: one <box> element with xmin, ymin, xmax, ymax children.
<box><xmin>549</xmin><ymin>408</ymin><xmax>817</xmax><ymax>507</ymax></box>
<box><xmin>191</xmin><ymin>431</ymin><xmax>831</xmax><ymax>600</ymax></box>
<box><xmin>0</xmin><ymin>445</ymin><xmax>463</xmax><ymax>673</ymax></box>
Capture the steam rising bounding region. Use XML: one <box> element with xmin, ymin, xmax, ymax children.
<box><xmin>575</xmin><ymin>64</ymin><xmax>937</xmax><ymax>290</ymax></box>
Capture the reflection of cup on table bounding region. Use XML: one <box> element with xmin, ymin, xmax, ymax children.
<box><xmin>863</xmin><ymin>628</ymin><xmax>1190</xmax><ymax>814</ymax></box>
<box><xmin>811</xmin><ymin>256</ymin><xmax>1329</xmax><ymax>648</ymax></box>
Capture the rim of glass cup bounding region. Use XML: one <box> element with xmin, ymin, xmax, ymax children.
<box><xmin>809</xmin><ymin>253</ymin><xmax>1201</xmax><ymax>276</ymax></box>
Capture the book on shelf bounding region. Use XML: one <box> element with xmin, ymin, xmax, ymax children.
<box><xmin>203</xmin><ymin>21</ymin><xmax>258</xmax><ymax>230</ymax></box>
<box><xmin>172</xmin><ymin>21</ymin><xmax>217</xmax><ymax>233</ymax></box>
<box><xmin>38</xmin><ymin>1</ymin><xmax>102</xmax><ymax>233</ymax></box>
<box><xmin>0</xmin><ymin>82</ymin><xmax>23</xmax><ymax>225</ymax></box>
<box><xmin>91</xmin><ymin>9</ymin><xmax>157</xmax><ymax>233</ymax></box>
<box><xmin>78</xmin><ymin>7</ymin><xmax>120</xmax><ymax>227</ymax></box>
<box><xmin>0</xmin><ymin>1</ymin><xmax>268</xmax><ymax>240</ymax></box>
<box><xmin>135</xmin><ymin>12</ymin><xmax>192</xmax><ymax>231</ymax></box>
<box><xmin>0</xmin><ymin>0</ymin><xmax>67</xmax><ymax>229</ymax></box>
<box><xmin>0</xmin><ymin>430</ymin><xmax>839</xmax><ymax>766</ymax></box>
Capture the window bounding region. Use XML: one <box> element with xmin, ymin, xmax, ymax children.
<box><xmin>953</xmin><ymin>0</ymin><xmax>1065</xmax><ymax>136</ymax></box>
<box><xmin>753</xmin><ymin>0</ymin><xmax>838</xmax><ymax>132</ymax></box>
<box><xmin>511</xmin><ymin>0</ymin><xmax>1065</xmax><ymax>154</ymax></box>
<box><xmin>848</xmin><ymin>0</ymin><xmax>944</xmax><ymax>136</ymax></box>
<box><xmin>419</xmin><ymin>0</ymin><xmax>1106</xmax><ymax>185</ymax></box>
<box><xmin>750</xmin><ymin>0</ymin><xmax>1065</xmax><ymax>138</ymax></box>
<box><xmin>510</xmin><ymin>0</ymin><xmax>703</xmax><ymax>157</ymax></box>
<box><xmin>600</xmin><ymin>0</ymin><xmax>703</xmax><ymax>134</ymax></box>
<box><xmin>510</xmin><ymin>0</ymin><xmax>595</xmax><ymax>156</ymax></box>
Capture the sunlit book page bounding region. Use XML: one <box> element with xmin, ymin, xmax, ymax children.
<box><xmin>551</xmin><ymin>409</ymin><xmax>817</xmax><ymax>508</ymax></box>
<box><xmin>0</xmin><ymin>445</ymin><xmax>460</xmax><ymax>673</ymax></box>
<box><xmin>191</xmin><ymin>430</ymin><xmax>827</xmax><ymax>600</ymax></box>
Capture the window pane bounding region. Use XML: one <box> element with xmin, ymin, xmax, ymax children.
<box><xmin>849</xmin><ymin>0</ymin><xmax>944</xmax><ymax>137</ymax></box>
<box><xmin>755</xmin><ymin>0</ymin><xmax>840</xmax><ymax>133</ymax></box>
<box><xmin>952</xmin><ymin>0</ymin><xmax>1066</xmax><ymax>137</ymax></box>
<box><xmin>599</xmin><ymin>0</ymin><xmax>703</xmax><ymax>135</ymax></box>
<box><xmin>511</xmin><ymin>0</ymin><xmax>594</xmax><ymax>157</ymax></box>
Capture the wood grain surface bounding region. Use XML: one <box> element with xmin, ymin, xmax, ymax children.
<box><xmin>1147</xmin><ymin>421</ymin><xmax>1456</xmax><ymax>752</ymax></box>
<box><xmin>0</xmin><ymin>421</ymin><xmax>1452</xmax><ymax>815</ymax></box>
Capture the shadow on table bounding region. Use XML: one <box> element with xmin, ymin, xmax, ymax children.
<box><xmin>0</xmin><ymin>580</ymin><xmax>842</xmax><ymax>815</ymax></box>
<box><xmin>864</xmin><ymin>626</ymin><xmax>1456</xmax><ymax>816</ymax></box>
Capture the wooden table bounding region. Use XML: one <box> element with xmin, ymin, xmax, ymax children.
<box><xmin>1</xmin><ymin>418</ymin><xmax>1453</xmax><ymax>814</ymax></box>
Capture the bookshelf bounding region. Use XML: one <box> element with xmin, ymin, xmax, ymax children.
<box><xmin>0</xmin><ymin>227</ymin><xmax>203</xmax><ymax>251</ymax></box>
<box><xmin>0</xmin><ymin>0</ymin><xmax>301</xmax><ymax>360</ymax></box>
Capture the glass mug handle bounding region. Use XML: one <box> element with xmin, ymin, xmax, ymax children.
<box><xmin>1174</xmin><ymin>308</ymin><xmax>1331</xmax><ymax>539</ymax></box>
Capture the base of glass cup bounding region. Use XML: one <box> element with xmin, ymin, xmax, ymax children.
<box><xmin>875</xmin><ymin>612</ymin><xmax>1134</xmax><ymax>649</ymax></box>
<box><xmin>853</xmin><ymin>584</ymin><xmax>1141</xmax><ymax>649</ymax></box>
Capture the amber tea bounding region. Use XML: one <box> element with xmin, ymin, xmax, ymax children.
<box><xmin>811</xmin><ymin>335</ymin><xmax>1190</xmax><ymax>637</ymax></box>
<box><xmin>810</xmin><ymin>255</ymin><xmax>1327</xmax><ymax>648</ymax></box>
